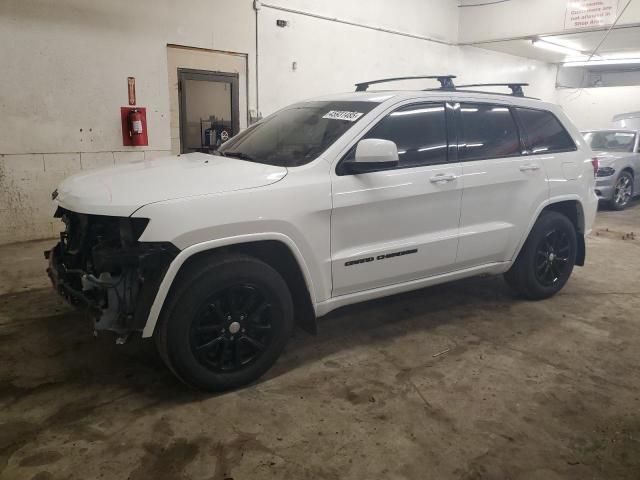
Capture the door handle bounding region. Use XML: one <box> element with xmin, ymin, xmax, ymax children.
<box><xmin>520</xmin><ymin>163</ymin><xmax>540</xmax><ymax>172</ymax></box>
<box><xmin>430</xmin><ymin>173</ymin><xmax>457</xmax><ymax>183</ymax></box>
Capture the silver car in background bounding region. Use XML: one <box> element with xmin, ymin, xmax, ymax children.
<box><xmin>582</xmin><ymin>130</ymin><xmax>640</xmax><ymax>210</ymax></box>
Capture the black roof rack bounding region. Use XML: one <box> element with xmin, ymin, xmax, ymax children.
<box><xmin>355</xmin><ymin>75</ymin><xmax>456</xmax><ymax>92</ymax></box>
<box><xmin>455</xmin><ymin>83</ymin><xmax>529</xmax><ymax>97</ymax></box>
<box><xmin>354</xmin><ymin>77</ymin><xmax>531</xmax><ymax>98</ymax></box>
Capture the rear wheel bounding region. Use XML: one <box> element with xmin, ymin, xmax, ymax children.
<box><xmin>609</xmin><ymin>171</ymin><xmax>634</xmax><ymax>211</ymax></box>
<box><xmin>155</xmin><ymin>254</ymin><xmax>294</xmax><ymax>391</ymax></box>
<box><xmin>504</xmin><ymin>211</ymin><xmax>577</xmax><ymax>300</ymax></box>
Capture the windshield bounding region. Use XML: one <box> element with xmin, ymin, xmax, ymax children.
<box><xmin>583</xmin><ymin>130</ymin><xmax>637</xmax><ymax>153</ymax></box>
<box><xmin>218</xmin><ymin>101</ymin><xmax>378</xmax><ymax>167</ymax></box>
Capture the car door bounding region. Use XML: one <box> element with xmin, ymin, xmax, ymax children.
<box><xmin>453</xmin><ymin>102</ymin><xmax>549</xmax><ymax>268</ymax></box>
<box><xmin>330</xmin><ymin>101</ymin><xmax>463</xmax><ymax>297</ymax></box>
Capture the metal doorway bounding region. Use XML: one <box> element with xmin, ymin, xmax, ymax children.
<box><xmin>178</xmin><ymin>69</ymin><xmax>240</xmax><ymax>154</ymax></box>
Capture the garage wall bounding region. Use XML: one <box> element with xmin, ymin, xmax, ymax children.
<box><xmin>258</xmin><ymin>7</ymin><xmax>556</xmax><ymax>116</ymax></box>
<box><xmin>0</xmin><ymin>0</ymin><xmax>557</xmax><ymax>245</ymax></box>
<box><xmin>0</xmin><ymin>0</ymin><xmax>257</xmax><ymax>244</ymax></box>
<box><xmin>263</xmin><ymin>0</ymin><xmax>459</xmax><ymax>43</ymax></box>
<box><xmin>556</xmin><ymin>86</ymin><xmax>640</xmax><ymax>130</ymax></box>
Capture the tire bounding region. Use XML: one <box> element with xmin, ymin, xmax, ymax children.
<box><xmin>608</xmin><ymin>171</ymin><xmax>634</xmax><ymax>211</ymax></box>
<box><xmin>504</xmin><ymin>211</ymin><xmax>577</xmax><ymax>300</ymax></box>
<box><xmin>155</xmin><ymin>253</ymin><xmax>294</xmax><ymax>391</ymax></box>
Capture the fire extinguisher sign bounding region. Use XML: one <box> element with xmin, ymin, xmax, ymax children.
<box><xmin>128</xmin><ymin>77</ymin><xmax>136</xmax><ymax>106</ymax></box>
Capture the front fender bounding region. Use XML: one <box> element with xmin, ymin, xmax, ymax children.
<box><xmin>141</xmin><ymin>232</ymin><xmax>316</xmax><ymax>338</ymax></box>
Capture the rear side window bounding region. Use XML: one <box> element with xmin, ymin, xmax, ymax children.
<box><xmin>515</xmin><ymin>108</ymin><xmax>576</xmax><ymax>154</ymax></box>
<box><xmin>458</xmin><ymin>104</ymin><xmax>521</xmax><ymax>161</ymax></box>
<box><xmin>356</xmin><ymin>102</ymin><xmax>448</xmax><ymax>169</ymax></box>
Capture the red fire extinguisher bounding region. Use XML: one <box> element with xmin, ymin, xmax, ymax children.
<box><xmin>128</xmin><ymin>108</ymin><xmax>145</xmax><ymax>146</ymax></box>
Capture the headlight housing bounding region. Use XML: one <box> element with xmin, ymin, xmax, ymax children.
<box><xmin>596</xmin><ymin>167</ymin><xmax>615</xmax><ymax>177</ymax></box>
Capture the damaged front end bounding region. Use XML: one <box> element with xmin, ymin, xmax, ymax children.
<box><xmin>45</xmin><ymin>208</ymin><xmax>178</xmax><ymax>340</ymax></box>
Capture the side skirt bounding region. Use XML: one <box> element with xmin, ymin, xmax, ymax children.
<box><xmin>314</xmin><ymin>262</ymin><xmax>510</xmax><ymax>317</ymax></box>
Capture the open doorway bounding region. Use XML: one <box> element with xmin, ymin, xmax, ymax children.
<box><xmin>178</xmin><ymin>69</ymin><xmax>239</xmax><ymax>153</ymax></box>
<box><xmin>167</xmin><ymin>45</ymin><xmax>248</xmax><ymax>155</ymax></box>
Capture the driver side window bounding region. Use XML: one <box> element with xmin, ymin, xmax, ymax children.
<box><xmin>341</xmin><ymin>102</ymin><xmax>448</xmax><ymax>173</ymax></box>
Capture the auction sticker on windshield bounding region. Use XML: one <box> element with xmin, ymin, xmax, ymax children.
<box><xmin>322</xmin><ymin>110</ymin><xmax>364</xmax><ymax>122</ymax></box>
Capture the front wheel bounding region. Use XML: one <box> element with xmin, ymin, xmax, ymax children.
<box><xmin>609</xmin><ymin>171</ymin><xmax>634</xmax><ymax>211</ymax></box>
<box><xmin>504</xmin><ymin>211</ymin><xmax>577</xmax><ymax>300</ymax></box>
<box><xmin>155</xmin><ymin>254</ymin><xmax>294</xmax><ymax>391</ymax></box>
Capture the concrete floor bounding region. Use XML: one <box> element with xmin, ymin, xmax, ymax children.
<box><xmin>1</xmin><ymin>203</ymin><xmax>639</xmax><ymax>480</ymax></box>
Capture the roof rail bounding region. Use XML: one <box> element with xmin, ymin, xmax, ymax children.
<box><xmin>455</xmin><ymin>83</ymin><xmax>529</xmax><ymax>97</ymax></box>
<box><xmin>355</xmin><ymin>75</ymin><xmax>456</xmax><ymax>92</ymax></box>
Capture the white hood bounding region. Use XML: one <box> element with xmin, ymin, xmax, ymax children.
<box><xmin>55</xmin><ymin>152</ymin><xmax>288</xmax><ymax>216</ymax></box>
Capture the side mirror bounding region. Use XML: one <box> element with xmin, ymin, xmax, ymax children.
<box><xmin>345</xmin><ymin>138</ymin><xmax>399</xmax><ymax>174</ymax></box>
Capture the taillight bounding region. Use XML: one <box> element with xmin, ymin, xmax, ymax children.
<box><xmin>591</xmin><ymin>157</ymin><xmax>599</xmax><ymax>177</ymax></box>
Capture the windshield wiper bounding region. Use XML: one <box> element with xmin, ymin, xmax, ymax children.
<box><xmin>223</xmin><ymin>151</ymin><xmax>256</xmax><ymax>162</ymax></box>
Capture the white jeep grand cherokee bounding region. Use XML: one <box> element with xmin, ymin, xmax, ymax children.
<box><xmin>47</xmin><ymin>77</ymin><xmax>598</xmax><ymax>391</ymax></box>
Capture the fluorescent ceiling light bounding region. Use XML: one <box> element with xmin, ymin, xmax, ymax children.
<box><xmin>562</xmin><ymin>58</ymin><xmax>640</xmax><ymax>67</ymax></box>
<box><xmin>532</xmin><ymin>39</ymin><xmax>582</xmax><ymax>56</ymax></box>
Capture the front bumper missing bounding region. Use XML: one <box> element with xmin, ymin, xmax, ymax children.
<box><xmin>45</xmin><ymin>242</ymin><xmax>178</xmax><ymax>336</ymax></box>
<box><xmin>46</xmin><ymin>244</ymin><xmax>100</xmax><ymax>312</ymax></box>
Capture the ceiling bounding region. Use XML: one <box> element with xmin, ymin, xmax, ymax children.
<box><xmin>473</xmin><ymin>26</ymin><xmax>640</xmax><ymax>64</ymax></box>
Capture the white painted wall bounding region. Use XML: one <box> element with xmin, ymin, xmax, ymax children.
<box><xmin>0</xmin><ymin>0</ymin><xmax>257</xmax><ymax>156</ymax></box>
<box><xmin>258</xmin><ymin>7</ymin><xmax>556</xmax><ymax>115</ymax></box>
<box><xmin>459</xmin><ymin>0</ymin><xmax>640</xmax><ymax>43</ymax></box>
<box><xmin>0</xmin><ymin>0</ymin><xmax>256</xmax><ymax>244</ymax></box>
<box><xmin>556</xmin><ymin>86</ymin><xmax>640</xmax><ymax>130</ymax></box>
<box><xmin>0</xmin><ymin>0</ymin><xmax>558</xmax><ymax>244</ymax></box>
<box><xmin>265</xmin><ymin>0</ymin><xmax>459</xmax><ymax>43</ymax></box>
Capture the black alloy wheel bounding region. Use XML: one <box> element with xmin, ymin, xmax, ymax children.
<box><xmin>190</xmin><ymin>284</ymin><xmax>274</xmax><ymax>373</ymax></box>
<box><xmin>155</xmin><ymin>254</ymin><xmax>294</xmax><ymax>391</ymax></box>
<box><xmin>534</xmin><ymin>229</ymin><xmax>571</xmax><ymax>287</ymax></box>
<box><xmin>504</xmin><ymin>211</ymin><xmax>577</xmax><ymax>300</ymax></box>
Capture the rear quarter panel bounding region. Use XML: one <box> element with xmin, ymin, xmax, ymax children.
<box><xmin>542</xmin><ymin>106</ymin><xmax>597</xmax><ymax>233</ymax></box>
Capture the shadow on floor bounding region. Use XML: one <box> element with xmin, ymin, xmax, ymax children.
<box><xmin>0</xmin><ymin>273</ymin><xmax>524</xmax><ymax>401</ymax></box>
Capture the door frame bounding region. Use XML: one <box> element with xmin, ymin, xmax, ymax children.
<box><xmin>177</xmin><ymin>68</ymin><xmax>240</xmax><ymax>153</ymax></box>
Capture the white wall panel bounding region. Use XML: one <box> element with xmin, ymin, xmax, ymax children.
<box><xmin>556</xmin><ymin>86</ymin><xmax>640</xmax><ymax>130</ymax></box>
<box><xmin>264</xmin><ymin>0</ymin><xmax>459</xmax><ymax>43</ymax></box>
<box><xmin>0</xmin><ymin>0</ymin><xmax>256</xmax><ymax>156</ymax></box>
<box><xmin>258</xmin><ymin>8</ymin><xmax>556</xmax><ymax>114</ymax></box>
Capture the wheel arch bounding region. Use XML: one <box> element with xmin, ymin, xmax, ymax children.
<box><xmin>621</xmin><ymin>166</ymin><xmax>636</xmax><ymax>191</ymax></box>
<box><xmin>141</xmin><ymin>234</ymin><xmax>317</xmax><ymax>338</ymax></box>
<box><xmin>619</xmin><ymin>165</ymin><xmax>634</xmax><ymax>175</ymax></box>
<box><xmin>514</xmin><ymin>198</ymin><xmax>586</xmax><ymax>267</ymax></box>
<box><xmin>543</xmin><ymin>200</ymin><xmax>586</xmax><ymax>266</ymax></box>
